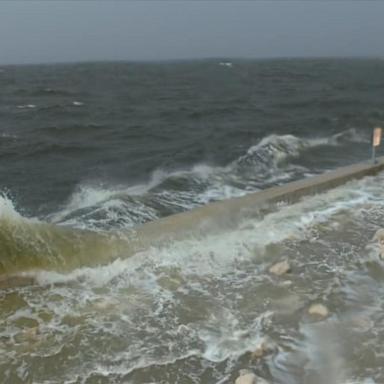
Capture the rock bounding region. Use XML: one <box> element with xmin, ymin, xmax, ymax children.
<box><xmin>308</xmin><ymin>303</ymin><xmax>329</xmax><ymax>319</ymax></box>
<box><xmin>235</xmin><ymin>372</ymin><xmax>257</xmax><ymax>384</ymax></box>
<box><xmin>235</xmin><ymin>371</ymin><xmax>269</xmax><ymax>384</ymax></box>
<box><xmin>251</xmin><ymin>340</ymin><xmax>270</xmax><ymax>359</ymax></box>
<box><xmin>372</xmin><ymin>229</ymin><xmax>384</xmax><ymax>259</ymax></box>
<box><xmin>269</xmin><ymin>260</ymin><xmax>290</xmax><ymax>276</ymax></box>
<box><xmin>238</xmin><ymin>369</ymin><xmax>253</xmax><ymax>377</ymax></box>
<box><xmin>92</xmin><ymin>298</ymin><xmax>119</xmax><ymax>311</ymax></box>
<box><xmin>372</xmin><ymin>228</ymin><xmax>384</xmax><ymax>244</ymax></box>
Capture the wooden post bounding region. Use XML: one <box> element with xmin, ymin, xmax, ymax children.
<box><xmin>372</xmin><ymin>127</ymin><xmax>382</xmax><ymax>164</ymax></box>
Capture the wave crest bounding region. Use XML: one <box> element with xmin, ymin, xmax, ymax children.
<box><xmin>0</xmin><ymin>195</ymin><xmax>130</xmax><ymax>276</ymax></box>
<box><xmin>52</xmin><ymin>131</ymin><xmax>354</xmax><ymax>229</ymax></box>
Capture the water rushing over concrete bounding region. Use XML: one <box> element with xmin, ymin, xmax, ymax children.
<box><xmin>2</xmin><ymin>168</ymin><xmax>384</xmax><ymax>383</ymax></box>
<box><xmin>1</xmin><ymin>157</ymin><xmax>384</xmax><ymax>277</ymax></box>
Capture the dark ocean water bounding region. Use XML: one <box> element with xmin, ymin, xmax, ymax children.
<box><xmin>1</xmin><ymin>58</ymin><xmax>384</xmax><ymax>227</ymax></box>
<box><xmin>2</xmin><ymin>59</ymin><xmax>384</xmax><ymax>384</ymax></box>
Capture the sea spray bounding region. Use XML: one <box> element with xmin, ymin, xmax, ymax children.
<box><xmin>0</xmin><ymin>195</ymin><xmax>133</xmax><ymax>275</ymax></box>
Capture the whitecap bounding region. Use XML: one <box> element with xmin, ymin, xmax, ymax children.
<box><xmin>48</xmin><ymin>128</ymin><xmax>374</xmax><ymax>230</ymax></box>
<box><xmin>16</xmin><ymin>104</ymin><xmax>36</xmax><ymax>109</ymax></box>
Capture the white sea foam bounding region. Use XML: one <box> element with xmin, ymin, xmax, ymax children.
<box><xmin>219</xmin><ymin>62</ymin><xmax>233</xmax><ymax>67</ymax></box>
<box><xmin>0</xmin><ymin>133</ymin><xmax>17</xmax><ymax>139</ymax></box>
<box><xmin>47</xmin><ymin>129</ymin><xmax>374</xmax><ymax>230</ymax></box>
<box><xmin>33</xmin><ymin>174</ymin><xmax>384</xmax><ymax>287</ymax></box>
<box><xmin>330</xmin><ymin>127</ymin><xmax>370</xmax><ymax>144</ymax></box>
<box><xmin>0</xmin><ymin>194</ymin><xmax>23</xmax><ymax>222</ymax></box>
<box><xmin>16</xmin><ymin>104</ymin><xmax>36</xmax><ymax>109</ymax></box>
<box><xmin>198</xmin><ymin>310</ymin><xmax>272</xmax><ymax>362</ymax></box>
<box><xmin>3</xmin><ymin>172</ymin><xmax>384</xmax><ymax>383</ymax></box>
<box><xmin>234</xmin><ymin>129</ymin><xmax>364</xmax><ymax>169</ymax></box>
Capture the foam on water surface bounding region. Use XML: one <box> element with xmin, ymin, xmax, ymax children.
<box><xmin>2</xmin><ymin>172</ymin><xmax>384</xmax><ymax>382</ymax></box>
<box><xmin>3</xmin><ymin>59</ymin><xmax>384</xmax><ymax>383</ymax></box>
<box><xmin>48</xmin><ymin>129</ymin><xmax>368</xmax><ymax>230</ymax></box>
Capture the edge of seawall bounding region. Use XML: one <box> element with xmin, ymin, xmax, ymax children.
<box><xmin>136</xmin><ymin>156</ymin><xmax>384</xmax><ymax>241</ymax></box>
<box><xmin>2</xmin><ymin>156</ymin><xmax>384</xmax><ymax>286</ymax></box>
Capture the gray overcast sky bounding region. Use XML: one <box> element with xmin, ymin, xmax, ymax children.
<box><xmin>1</xmin><ymin>1</ymin><xmax>384</xmax><ymax>65</ymax></box>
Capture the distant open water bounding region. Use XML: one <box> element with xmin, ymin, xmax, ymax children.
<box><xmin>1</xmin><ymin>58</ymin><xmax>384</xmax><ymax>227</ymax></box>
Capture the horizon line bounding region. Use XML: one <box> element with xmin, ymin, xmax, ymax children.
<box><xmin>1</xmin><ymin>54</ymin><xmax>383</xmax><ymax>67</ymax></box>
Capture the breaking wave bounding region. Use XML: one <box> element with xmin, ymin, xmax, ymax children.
<box><xmin>0</xmin><ymin>128</ymin><xmax>374</xmax><ymax>277</ymax></box>
<box><xmin>0</xmin><ymin>167</ymin><xmax>381</xmax><ymax>278</ymax></box>
<box><xmin>0</xmin><ymin>195</ymin><xmax>134</xmax><ymax>275</ymax></box>
<box><xmin>49</xmin><ymin>129</ymin><xmax>368</xmax><ymax>230</ymax></box>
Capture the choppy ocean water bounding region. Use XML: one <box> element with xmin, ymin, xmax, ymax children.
<box><xmin>1</xmin><ymin>59</ymin><xmax>384</xmax><ymax>383</ymax></box>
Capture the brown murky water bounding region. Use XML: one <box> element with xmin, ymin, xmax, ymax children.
<box><xmin>1</xmin><ymin>174</ymin><xmax>384</xmax><ymax>384</ymax></box>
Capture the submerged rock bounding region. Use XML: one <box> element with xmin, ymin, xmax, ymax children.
<box><xmin>251</xmin><ymin>342</ymin><xmax>268</xmax><ymax>360</ymax></box>
<box><xmin>308</xmin><ymin>303</ymin><xmax>329</xmax><ymax>319</ymax></box>
<box><xmin>269</xmin><ymin>260</ymin><xmax>291</xmax><ymax>276</ymax></box>
<box><xmin>279</xmin><ymin>279</ymin><xmax>293</xmax><ymax>287</ymax></box>
<box><xmin>250</xmin><ymin>339</ymin><xmax>274</xmax><ymax>360</ymax></box>
<box><xmin>349</xmin><ymin>314</ymin><xmax>373</xmax><ymax>332</ymax></box>
<box><xmin>14</xmin><ymin>326</ymin><xmax>40</xmax><ymax>344</ymax></box>
<box><xmin>92</xmin><ymin>297</ymin><xmax>119</xmax><ymax>311</ymax></box>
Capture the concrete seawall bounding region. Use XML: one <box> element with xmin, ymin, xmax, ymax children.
<box><xmin>136</xmin><ymin>157</ymin><xmax>384</xmax><ymax>243</ymax></box>
<box><xmin>2</xmin><ymin>157</ymin><xmax>384</xmax><ymax>286</ymax></box>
